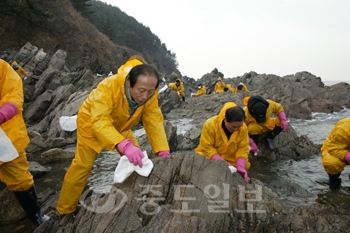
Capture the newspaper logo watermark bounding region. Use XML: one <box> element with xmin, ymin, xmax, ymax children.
<box><xmin>79</xmin><ymin>185</ymin><xmax>128</xmax><ymax>214</ymax></box>
<box><xmin>78</xmin><ymin>183</ymin><xmax>266</xmax><ymax>215</ymax></box>
<box><xmin>235</xmin><ymin>184</ymin><xmax>266</xmax><ymax>214</ymax></box>
<box><xmin>135</xmin><ymin>184</ymin><xmax>165</xmax><ymax>215</ymax></box>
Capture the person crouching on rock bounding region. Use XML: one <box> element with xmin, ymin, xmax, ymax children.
<box><xmin>321</xmin><ymin>117</ymin><xmax>350</xmax><ymax>189</ymax></box>
<box><xmin>56</xmin><ymin>55</ymin><xmax>171</xmax><ymax>217</ymax></box>
<box><xmin>0</xmin><ymin>59</ymin><xmax>50</xmax><ymax>227</ymax></box>
<box><xmin>191</xmin><ymin>84</ymin><xmax>206</xmax><ymax>97</ymax></box>
<box><xmin>195</xmin><ymin>102</ymin><xmax>250</xmax><ymax>183</ymax></box>
<box><xmin>11</xmin><ymin>61</ymin><xmax>28</xmax><ymax>80</ymax></box>
<box><xmin>214</xmin><ymin>77</ymin><xmax>225</xmax><ymax>93</ymax></box>
<box><xmin>235</xmin><ymin>82</ymin><xmax>249</xmax><ymax>93</ymax></box>
<box><xmin>244</xmin><ymin>95</ymin><xmax>289</xmax><ymax>154</ymax></box>
<box><xmin>168</xmin><ymin>78</ymin><xmax>185</xmax><ymax>101</ymax></box>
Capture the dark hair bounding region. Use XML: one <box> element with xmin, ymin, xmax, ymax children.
<box><xmin>225</xmin><ymin>106</ymin><xmax>245</xmax><ymax>122</ymax></box>
<box><xmin>128</xmin><ymin>64</ymin><xmax>160</xmax><ymax>88</ymax></box>
<box><xmin>237</xmin><ymin>84</ymin><xmax>243</xmax><ymax>90</ymax></box>
<box><xmin>224</xmin><ymin>87</ymin><xmax>229</xmax><ymax>92</ymax></box>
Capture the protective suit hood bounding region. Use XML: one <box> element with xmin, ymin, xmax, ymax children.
<box><xmin>247</xmin><ymin>96</ymin><xmax>269</xmax><ymax>123</ymax></box>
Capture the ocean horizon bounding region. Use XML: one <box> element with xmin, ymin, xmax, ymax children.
<box><xmin>322</xmin><ymin>80</ymin><xmax>350</xmax><ymax>86</ymax></box>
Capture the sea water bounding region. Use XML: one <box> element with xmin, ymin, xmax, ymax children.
<box><xmin>323</xmin><ymin>80</ymin><xmax>350</xmax><ymax>86</ymax></box>
<box><xmin>249</xmin><ymin>107</ymin><xmax>350</xmax><ymax>207</ymax></box>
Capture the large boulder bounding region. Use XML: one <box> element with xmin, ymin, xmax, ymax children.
<box><xmin>32</xmin><ymin>153</ymin><xmax>350</xmax><ymax>233</ymax></box>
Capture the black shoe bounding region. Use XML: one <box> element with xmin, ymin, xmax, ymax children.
<box><xmin>262</xmin><ymin>137</ymin><xmax>274</xmax><ymax>151</ymax></box>
<box><xmin>328</xmin><ymin>174</ymin><xmax>341</xmax><ymax>189</ymax></box>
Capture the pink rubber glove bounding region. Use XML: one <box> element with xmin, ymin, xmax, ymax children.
<box><xmin>211</xmin><ymin>154</ymin><xmax>224</xmax><ymax>161</ymax></box>
<box><xmin>158</xmin><ymin>150</ymin><xmax>170</xmax><ymax>157</ymax></box>
<box><xmin>236</xmin><ymin>158</ymin><xmax>249</xmax><ymax>183</ymax></box>
<box><xmin>0</xmin><ymin>103</ymin><xmax>18</xmax><ymax>125</ymax></box>
<box><xmin>345</xmin><ymin>152</ymin><xmax>350</xmax><ymax>163</ymax></box>
<box><xmin>117</xmin><ymin>139</ymin><xmax>144</xmax><ymax>168</ymax></box>
<box><xmin>277</xmin><ymin>112</ymin><xmax>289</xmax><ymax>132</ymax></box>
<box><xmin>249</xmin><ymin>137</ymin><xmax>260</xmax><ymax>155</ymax></box>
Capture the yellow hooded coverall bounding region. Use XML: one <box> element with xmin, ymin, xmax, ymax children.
<box><xmin>321</xmin><ymin>118</ymin><xmax>350</xmax><ymax>175</ymax></box>
<box><xmin>194</xmin><ymin>86</ymin><xmax>206</xmax><ymax>97</ymax></box>
<box><xmin>214</xmin><ymin>78</ymin><xmax>225</xmax><ymax>93</ymax></box>
<box><xmin>57</xmin><ymin>57</ymin><xmax>170</xmax><ymax>215</ymax></box>
<box><xmin>195</xmin><ymin>102</ymin><xmax>250</xmax><ymax>169</ymax></box>
<box><xmin>243</xmin><ymin>97</ymin><xmax>284</xmax><ymax>135</ymax></box>
<box><xmin>226</xmin><ymin>84</ymin><xmax>235</xmax><ymax>92</ymax></box>
<box><xmin>168</xmin><ymin>78</ymin><xmax>185</xmax><ymax>98</ymax></box>
<box><xmin>0</xmin><ymin>59</ymin><xmax>32</xmax><ymax>191</ymax></box>
<box><xmin>234</xmin><ymin>83</ymin><xmax>249</xmax><ymax>93</ymax></box>
<box><xmin>11</xmin><ymin>61</ymin><xmax>28</xmax><ymax>78</ymax></box>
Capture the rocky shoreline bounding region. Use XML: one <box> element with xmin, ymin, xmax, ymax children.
<box><xmin>1</xmin><ymin>42</ymin><xmax>350</xmax><ymax>232</ymax></box>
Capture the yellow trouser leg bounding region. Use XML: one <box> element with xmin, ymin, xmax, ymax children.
<box><xmin>0</xmin><ymin>150</ymin><xmax>34</xmax><ymax>191</ymax></box>
<box><xmin>321</xmin><ymin>151</ymin><xmax>346</xmax><ymax>175</ymax></box>
<box><xmin>56</xmin><ymin>141</ymin><xmax>96</xmax><ymax>215</ymax></box>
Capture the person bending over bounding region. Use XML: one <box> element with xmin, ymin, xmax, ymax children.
<box><xmin>56</xmin><ymin>56</ymin><xmax>170</xmax><ymax>216</ymax></box>
<box><xmin>244</xmin><ymin>95</ymin><xmax>288</xmax><ymax>154</ymax></box>
<box><xmin>195</xmin><ymin>102</ymin><xmax>250</xmax><ymax>183</ymax></box>
<box><xmin>321</xmin><ymin>117</ymin><xmax>350</xmax><ymax>189</ymax></box>
<box><xmin>0</xmin><ymin>59</ymin><xmax>49</xmax><ymax>227</ymax></box>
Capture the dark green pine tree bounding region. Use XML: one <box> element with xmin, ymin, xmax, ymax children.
<box><xmin>102</xmin><ymin>18</ymin><xmax>115</xmax><ymax>40</ymax></box>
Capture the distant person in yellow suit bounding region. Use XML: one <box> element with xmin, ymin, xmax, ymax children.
<box><xmin>56</xmin><ymin>56</ymin><xmax>171</xmax><ymax>216</ymax></box>
<box><xmin>214</xmin><ymin>77</ymin><xmax>225</xmax><ymax>93</ymax></box>
<box><xmin>226</xmin><ymin>84</ymin><xmax>235</xmax><ymax>92</ymax></box>
<box><xmin>321</xmin><ymin>118</ymin><xmax>350</xmax><ymax>189</ymax></box>
<box><xmin>11</xmin><ymin>61</ymin><xmax>28</xmax><ymax>79</ymax></box>
<box><xmin>195</xmin><ymin>102</ymin><xmax>250</xmax><ymax>183</ymax></box>
<box><xmin>191</xmin><ymin>83</ymin><xmax>206</xmax><ymax>97</ymax></box>
<box><xmin>0</xmin><ymin>59</ymin><xmax>50</xmax><ymax>226</ymax></box>
<box><xmin>235</xmin><ymin>82</ymin><xmax>249</xmax><ymax>93</ymax></box>
<box><xmin>244</xmin><ymin>96</ymin><xmax>288</xmax><ymax>154</ymax></box>
<box><xmin>168</xmin><ymin>78</ymin><xmax>185</xmax><ymax>101</ymax></box>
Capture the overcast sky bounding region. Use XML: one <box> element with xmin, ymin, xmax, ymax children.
<box><xmin>101</xmin><ymin>0</ymin><xmax>350</xmax><ymax>82</ymax></box>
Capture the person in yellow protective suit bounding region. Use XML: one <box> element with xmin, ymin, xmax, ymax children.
<box><xmin>235</xmin><ymin>82</ymin><xmax>249</xmax><ymax>93</ymax></box>
<box><xmin>168</xmin><ymin>78</ymin><xmax>185</xmax><ymax>101</ymax></box>
<box><xmin>191</xmin><ymin>83</ymin><xmax>206</xmax><ymax>97</ymax></box>
<box><xmin>321</xmin><ymin>118</ymin><xmax>350</xmax><ymax>189</ymax></box>
<box><xmin>226</xmin><ymin>84</ymin><xmax>235</xmax><ymax>92</ymax></box>
<box><xmin>195</xmin><ymin>102</ymin><xmax>250</xmax><ymax>183</ymax></box>
<box><xmin>0</xmin><ymin>59</ymin><xmax>50</xmax><ymax>226</ymax></box>
<box><xmin>11</xmin><ymin>61</ymin><xmax>28</xmax><ymax>79</ymax></box>
<box><xmin>56</xmin><ymin>56</ymin><xmax>171</xmax><ymax>216</ymax></box>
<box><xmin>243</xmin><ymin>95</ymin><xmax>289</xmax><ymax>154</ymax></box>
<box><xmin>214</xmin><ymin>77</ymin><xmax>225</xmax><ymax>93</ymax></box>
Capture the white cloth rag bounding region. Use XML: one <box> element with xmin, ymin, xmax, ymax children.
<box><xmin>228</xmin><ymin>165</ymin><xmax>237</xmax><ymax>173</ymax></box>
<box><xmin>0</xmin><ymin>128</ymin><xmax>19</xmax><ymax>163</ymax></box>
<box><xmin>158</xmin><ymin>85</ymin><xmax>168</xmax><ymax>93</ymax></box>
<box><xmin>113</xmin><ymin>151</ymin><xmax>154</xmax><ymax>183</ymax></box>
<box><xmin>59</xmin><ymin>115</ymin><xmax>77</xmax><ymax>131</ymax></box>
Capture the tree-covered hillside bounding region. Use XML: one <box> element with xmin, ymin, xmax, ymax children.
<box><xmin>71</xmin><ymin>0</ymin><xmax>179</xmax><ymax>74</ymax></box>
<box><xmin>0</xmin><ymin>0</ymin><xmax>180</xmax><ymax>76</ymax></box>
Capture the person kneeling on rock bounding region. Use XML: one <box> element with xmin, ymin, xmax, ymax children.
<box><xmin>321</xmin><ymin>117</ymin><xmax>350</xmax><ymax>189</ymax></box>
<box><xmin>194</xmin><ymin>102</ymin><xmax>250</xmax><ymax>183</ymax></box>
<box><xmin>243</xmin><ymin>95</ymin><xmax>289</xmax><ymax>155</ymax></box>
<box><xmin>191</xmin><ymin>84</ymin><xmax>206</xmax><ymax>97</ymax></box>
